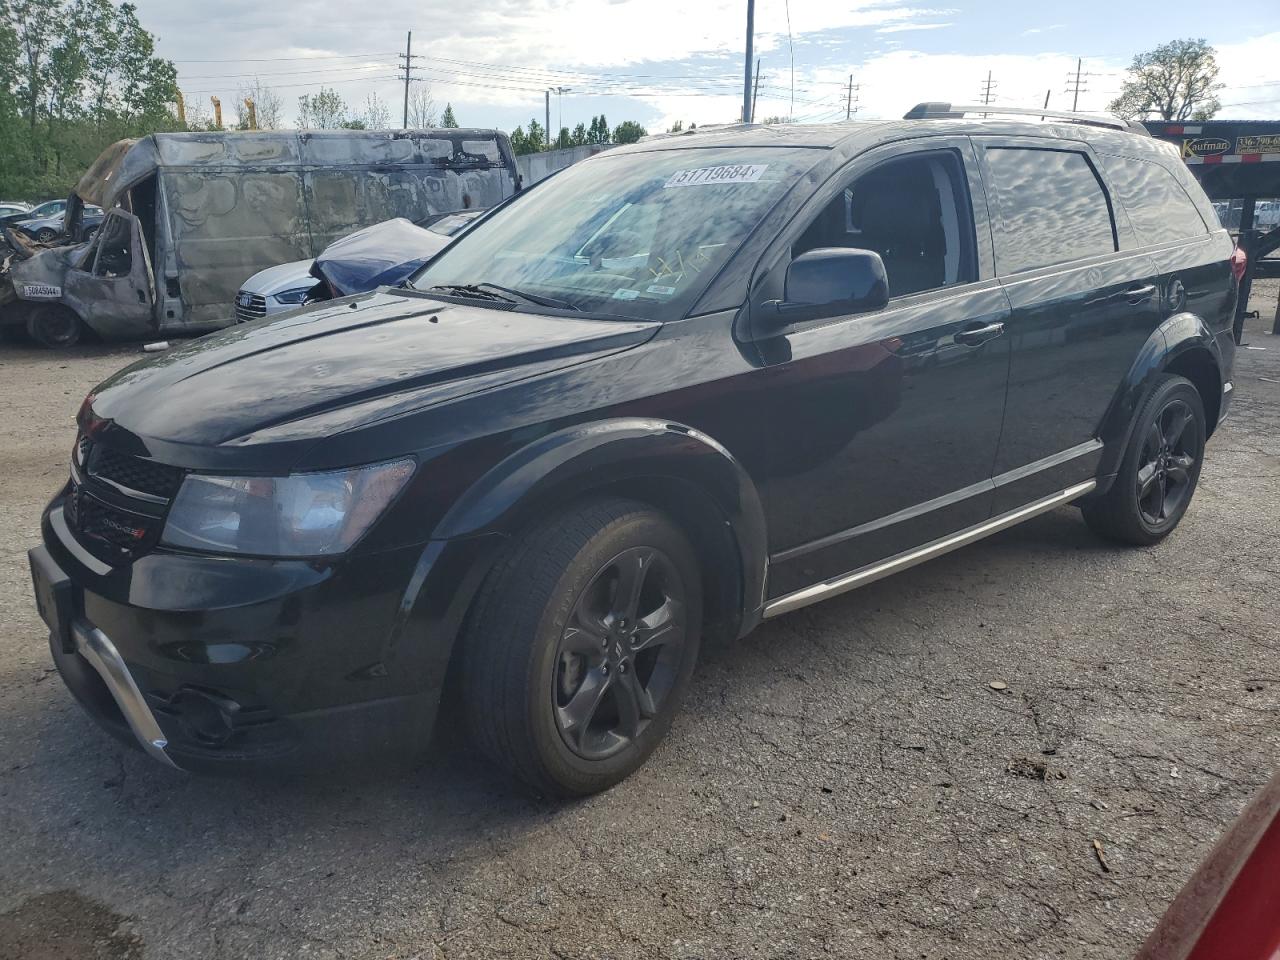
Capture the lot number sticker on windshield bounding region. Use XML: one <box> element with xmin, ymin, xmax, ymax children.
<box><xmin>664</xmin><ymin>164</ymin><xmax>769</xmax><ymax>188</ymax></box>
<box><xmin>21</xmin><ymin>283</ymin><xmax>62</xmax><ymax>299</ymax></box>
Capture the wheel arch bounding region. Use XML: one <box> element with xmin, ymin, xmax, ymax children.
<box><xmin>431</xmin><ymin>417</ymin><xmax>770</xmax><ymax>642</ymax></box>
<box><xmin>1097</xmin><ymin>311</ymin><xmax>1225</xmax><ymax>482</ymax></box>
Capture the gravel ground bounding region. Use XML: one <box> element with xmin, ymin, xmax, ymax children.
<box><xmin>1</xmin><ymin>281</ymin><xmax>1278</xmax><ymax>960</ymax></box>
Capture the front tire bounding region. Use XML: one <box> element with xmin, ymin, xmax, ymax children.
<box><xmin>25</xmin><ymin>303</ymin><xmax>84</xmax><ymax>349</ymax></box>
<box><xmin>1083</xmin><ymin>374</ymin><xmax>1205</xmax><ymax>545</ymax></box>
<box><xmin>34</xmin><ymin>227</ymin><xmax>58</xmax><ymax>243</ymax></box>
<box><xmin>461</xmin><ymin>498</ymin><xmax>702</xmax><ymax>797</ymax></box>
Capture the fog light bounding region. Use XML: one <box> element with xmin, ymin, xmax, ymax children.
<box><xmin>168</xmin><ymin>687</ymin><xmax>240</xmax><ymax>746</ymax></box>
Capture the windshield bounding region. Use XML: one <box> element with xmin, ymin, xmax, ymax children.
<box><xmin>412</xmin><ymin>147</ymin><xmax>820</xmax><ymax>320</ymax></box>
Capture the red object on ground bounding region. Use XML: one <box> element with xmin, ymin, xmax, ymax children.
<box><xmin>1231</xmin><ymin>245</ymin><xmax>1248</xmax><ymax>284</ymax></box>
<box><xmin>1138</xmin><ymin>772</ymin><xmax>1280</xmax><ymax>960</ymax></box>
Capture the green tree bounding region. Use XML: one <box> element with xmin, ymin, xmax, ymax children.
<box><xmin>525</xmin><ymin>117</ymin><xmax>545</xmax><ymax>152</ymax></box>
<box><xmin>440</xmin><ymin>102</ymin><xmax>457</xmax><ymax>127</ymax></box>
<box><xmin>612</xmin><ymin>120</ymin><xmax>646</xmax><ymax>144</ymax></box>
<box><xmin>296</xmin><ymin>86</ymin><xmax>349</xmax><ymax>129</ymax></box>
<box><xmin>587</xmin><ymin>114</ymin><xmax>610</xmax><ymax>143</ymax></box>
<box><xmin>569</xmin><ymin>121</ymin><xmax>586</xmax><ymax>147</ymax></box>
<box><xmin>1</xmin><ymin>0</ymin><xmax>180</xmax><ymax>198</ymax></box>
<box><xmin>667</xmin><ymin>120</ymin><xmax>683</xmax><ymax>133</ymax></box>
<box><xmin>509</xmin><ymin>124</ymin><xmax>530</xmax><ymax>155</ymax></box>
<box><xmin>556</xmin><ymin>125</ymin><xmax>570</xmax><ymax>149</ymax></box>
<box><xmin>1108</xmin><ymin>39</ymin><xmax>1223</xmax><ymax>121</ymax></box>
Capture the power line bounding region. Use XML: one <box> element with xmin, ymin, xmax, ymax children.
<box><xmin>173</xmin><ymin>51</ymin><xmax>396</xmax><ymax>64</ymax></box>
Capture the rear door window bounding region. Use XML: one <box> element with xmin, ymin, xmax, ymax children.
<box><xmin>983</xmin><ymin>147</ymin><xmax>1117</xmax><ymax>275</ymax></box>
<box><xmin>1098</xmin><ymin>155</ymin><xmax>1208</xmax><ymax>245</ymax></box>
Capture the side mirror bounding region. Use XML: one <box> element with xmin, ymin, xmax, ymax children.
<box><xmin>761</xmin><ymin>247</ymin><xmax>889</xmax><ymax>329</ymax></box>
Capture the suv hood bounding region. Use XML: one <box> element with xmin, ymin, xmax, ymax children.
<box><xmin>87</xmin><ymin>289</ymin><xmax>657</xmax><ymax>457</ymax></box>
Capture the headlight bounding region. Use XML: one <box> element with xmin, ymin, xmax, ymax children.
<box><xmin>272</xmin><ymin>286</ymin><xmax>314</xmax><ymax>305</ymax></box>
<box><xmin>161</xmin><ymin>458</ymin><xmax>415</xmax><ymax>557</ymax></box>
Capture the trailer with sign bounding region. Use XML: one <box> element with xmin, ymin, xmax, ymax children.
<box><xmin>1144</xmin><ymin>120</ymin><xmax>1280</xmax><ymax>336</ymax></box>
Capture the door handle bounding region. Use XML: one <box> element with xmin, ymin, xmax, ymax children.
<box><xmin>954</xmin><ymin>321</ymin><xmax>1005</xmax><ymax>346</ymax></box>
<box><xmin>1126</xmin><ymin>283</ymin><xmax>1157</xmax><ymax>304</ymax></box>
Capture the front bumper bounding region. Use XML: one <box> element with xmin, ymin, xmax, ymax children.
<box><xmin>32</xmin><ymin>499</ymin><xmax>457</xmax><ymax>773</ymax></box>
<box><xmin>65</xmin><ymin>616</ymin><xmax>177</xmax><ymax>767</ymax></box>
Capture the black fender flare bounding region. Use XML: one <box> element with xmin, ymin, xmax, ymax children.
<box><xmin>384</xmin><ymin>419</ymin><xmax>771</xmax><ymax>694</ymax></box>
<box><xmin>1097</xmin><ymin>311</ymin><xmax>1225</xmax><ymax>482</ymax></box>
<box><xmin>434</xmin><ymin>417</ymin><xmax>768</xmax><ymax>619</ymax></box>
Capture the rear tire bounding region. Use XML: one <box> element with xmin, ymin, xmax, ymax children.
<box><xmin>25</xmin><ymin>303</ymin><xmax>84</xmax><ymax>349</ymax></box>
<box><xmin>1083</xmin><ymin>374</ymin><xmax>1205</xmax><ymax>545</ymax></box>
<box><xmin>461</xmin><ymin>498</ymin><xmax>702</xmax><ymax>797</ymax></box>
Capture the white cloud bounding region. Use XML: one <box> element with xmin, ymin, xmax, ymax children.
<box><xmin>876</xmin><ymin>21</ymin><xmax>953</xmax><ymax>34</ymax></box>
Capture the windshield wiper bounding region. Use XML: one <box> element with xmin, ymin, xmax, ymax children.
<box><xmin>423</xmin><ymin>282</ymin><xmax>580</xmax><ymax>312</ymax></box>
<box><xmin>423</xmin><ymin>283</ymin><xmax>518</xmax><ymax>305</ymax></box>
<box><xmin>473</xmin><ymin>282</ymin><xmax>581</xmax><ymax>312</ymax></box>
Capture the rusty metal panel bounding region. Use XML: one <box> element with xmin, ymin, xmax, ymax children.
<box><xmin>162</xmin><ymin>170</ymin><xmax>311</xmax><ymax>326</ymax></box>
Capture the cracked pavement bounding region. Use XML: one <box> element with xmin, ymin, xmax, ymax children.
<box><xmin>1</xmin><ymin>281</ymin><xmax>1278</xmax><ymax>959</ymax></box>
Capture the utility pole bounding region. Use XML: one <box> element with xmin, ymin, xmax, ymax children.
<box><xmin>845</xmin><ymin>75</ymin><xmax>859</xmax><ymax>119</ymax></box>
<box><xmin>750</xmin><ymin>58</ymin><xmax>761</xmax><ymax>123</ymax></box>
<box><xmin>979</xmin><ymin>71</ymin><xmax>996</xmax><ymax>106</ymax></box>
<box><xmin>399</xmin><ymin>32</ymin><xmax>421</xmax><ymax>128</ymax></box>
<box><xmin>1040</xmin><ymin>88</ymin><xmax>1050</xmax><ymax>121</ymax></box>
<box><xmin>1066</xmin><ymin>58</ymin><xmax>1087</xmax><ymax>112</ymax></box>
<box><xmin>741</xmin><ymin>0</ymin><xmax>754</xmax><ymax>123</ymax></box>
<box><xmin>545</xmin><ymin>89</ymin><xmax>551</xmax><ymax>151</ymax></box>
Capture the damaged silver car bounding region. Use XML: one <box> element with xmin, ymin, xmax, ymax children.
<box><xmin>0</xmin><ymin>129</ymin><xmax>519</xmax><ymax>348</ymax></box>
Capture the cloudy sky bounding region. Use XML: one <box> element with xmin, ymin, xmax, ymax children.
<box><xmin>134</xmin><ymin>0</ymin><xmax>1280</xmax><ymax>133</ymax></box>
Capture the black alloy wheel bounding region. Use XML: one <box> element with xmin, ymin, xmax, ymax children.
<box><xmin>553</xmin><ymin>546</ymin><xmax>687</xmax><ymax>761</ymax></box>
<box><xmin>1135</xmin><ymin>397</ymin><xmax>1198</xmax><ymax>528</ymax></box>
<box><xmin>461</xmin><ymin>498</ymin><xmax>703</xmax><ymax>797</ymax></box>
<box><xmin>1082</xmin><ymin>373</ymin><xmax>1205</xmax><ymax>545</ymax></box>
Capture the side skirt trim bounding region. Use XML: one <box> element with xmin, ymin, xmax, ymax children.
<box><xmin>762</xmin><ymin>479</ymin><xmax>1096</xmax><ymax>619</ymax></box>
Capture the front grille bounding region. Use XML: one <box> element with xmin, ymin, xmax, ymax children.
<box><xmin>76</xmin><ymin>495</ymin><xmax>160</xmax><ymax>559</ymax></box>
<box><xmin>66</xmin><ymin>434</ymin><xmax>183</xmax><ymax>565</ymax></box>
<box><xmin>235</xmin><ymin>291</ymin><xmax>267</xmax><ymax>323</ymax></box>
<box><xmin>90</xmin><ymin>445</ymin><xmax>184</xmax><ymax>499</ymax></box>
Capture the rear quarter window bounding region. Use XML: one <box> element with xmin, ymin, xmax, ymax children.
<box><xmin>983</xmin><ymin>147</ymin><xmax>1117</xmax><ymax>275</ymax></box>
<box><xmin>1098</xmin><ymin>154</ymin><xmax>1208</xmax><ymax>245</ymax></box>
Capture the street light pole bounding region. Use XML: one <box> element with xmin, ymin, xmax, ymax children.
<box><xmin>742</xmin><ymin>0</ymin><xmax>754</xmax><ymax>123</ymax></box>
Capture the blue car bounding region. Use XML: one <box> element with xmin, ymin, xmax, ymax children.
<box><xmin>234</xmin><ymin>210</ymin><xmax>484</xmax><ymax>322</ymax></box>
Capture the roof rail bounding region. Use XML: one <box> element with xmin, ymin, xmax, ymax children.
<box><xmin>903</xmin><ymin>102</ymin><xmax>1149</xmax><ymax>136</ymax></box>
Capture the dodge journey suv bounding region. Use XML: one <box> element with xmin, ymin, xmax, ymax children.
<box><xmin>30</xmin><ymin>105</ymin><xmax>1238</xmax><ymax>796</ymax></box>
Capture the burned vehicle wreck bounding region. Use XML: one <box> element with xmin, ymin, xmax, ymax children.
<box><xmin>0</xmin><ymin>129</ymin><xmax>519</xmax><ymax>347</ymax></box>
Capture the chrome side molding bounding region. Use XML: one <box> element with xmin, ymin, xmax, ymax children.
<box><xmin>73</xmin><ymin>619</ymin><xmax>178</xmax><ymax>768</ymax></box>
<box><xmin>763</xmin><ymin>480</ymin><xmax>1097</xmax><ymax>619</ymax></box>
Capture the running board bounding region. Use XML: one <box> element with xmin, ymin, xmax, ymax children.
<box><xmin>762</xmin><ymin>479</ymin><xmax>1097</xmax><ymax>618</ymax></box>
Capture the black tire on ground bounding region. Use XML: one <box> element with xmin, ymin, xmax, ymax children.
<box><xmin>461</xmin><ymin>497</ymin><xmax>703</xmax><ymax>797</ymax></box>
<box><xmin>1083</xmin><ymin>373</ymin><xmax>1206</xmax><ymax>546</ymax></box>
<box><xmin>25</xmin><ymin>303</ymin><xmax>84</xmax><ymax>349</ymax></box>
<box><xmin>35</xmin><ymin>227</ymin><xmax>58</xmax><ymax>243</ymax></box>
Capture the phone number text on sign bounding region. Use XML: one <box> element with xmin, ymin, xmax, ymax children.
<box><xmin>664</xmin><ymin>164</ymin><xmax>769</xmax><ymax>188</ymax></box>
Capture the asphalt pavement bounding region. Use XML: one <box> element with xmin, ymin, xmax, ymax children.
<box><xmin>1</xmin><ymin>281</ymin><xmax>1278</xmax><ymax>959</ymax></box>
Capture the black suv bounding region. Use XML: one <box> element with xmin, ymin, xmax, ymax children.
<box><xmin>30</xmin><ymin>106</ymin><xmax>1238</xmax><ymax>795</ymax></box>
